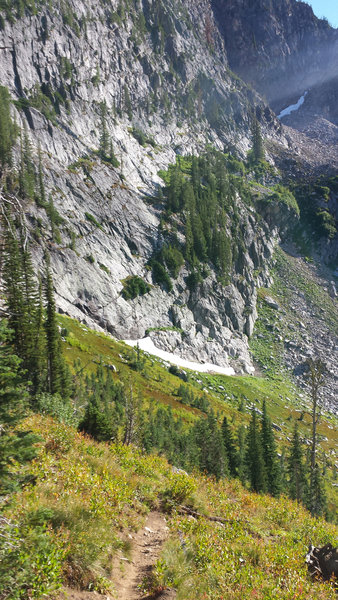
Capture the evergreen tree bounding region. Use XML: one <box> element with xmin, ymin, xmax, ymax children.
<box><xmin>305</xmin><ymin>357</ymin><xmax>325</xmax><ymax>516</ymax></box>
<box><xmin>79</xmin><ymin>393</ymin><xmax>115</xmax><ymax>442</ymax></box>
<box><xmin>19</xmin><ymin>125</ymin><xmax>36</xmax><ymax>199</ymax></box>
<box><xmin>37</xmin><ymin>143</ymin><xmax>46</xmax><ymax>207</ymax></box>
<box><xmin>123</xmin><ymin>84</ymin><xmax>132</xmax><ymax>120</ymax></box>
<box><xmin>44</xmin><ymin>261</ymin><xmax>70</xmax><ymax>396</ymax></box>
<box><xmin>221</xmin><ymin>416</ymin><xmax>238</xmax><ymax>477</ymax></box>
<box><xmin>193</xmin><ymin>411</ymin><xmax>228</xmax><ymax>479</ymax></box>
<box><xmin>251</xmin><ymin>115</ymin><xmax>264</xmax><ymax>164</ymax></box>
<box><xmin>245</xmin><ymin>409</ymin><xmax>267</xmax><ymax>493</ymax></box>
<box><xmin>0</xmin><ymin>320</ymin><xmax>38</xmax><ymax>493</ymax></box>
<box><xmin>99</xmin><ymin>101</ymin><xmax>110</xmax><ymax>160</ymax></box>
<box><xmin>123</xmin><ymin>379</ymin><xmax>142</xmax><ymax>446</ymax></box>
<box><xmin>1</xmin><ymin>214</ymin><xmax>45</xmax><ymax>392</ymax></box>
<box><xmin>308</xmin><ymin>462</ymin><xmax>327</xmax><ymax>518</ymax></box>
<box><xmin>2</xmin><ymin>214</ymin><xmax>26</xmax><ymax>357</ymax></box>
<box><xmin>0</xmin><ymin>85</ymin><xmax>17</xmax><ymax>170</ymax></box>
<box><xmin>236</xmin><ymin>424</ymin><xmax>247</xmax><ymax>484</ymax></box>
<box><xmin>260</xmin><ymin>400</ymin><xmax>281</xmax><ymax>496</ymax></box>
<box><xmin>287</xmin><ymin>424</ymin><xmax>308</xmax><ymax>504</ymax></box>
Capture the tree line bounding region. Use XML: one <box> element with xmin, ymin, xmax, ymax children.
<box><xmin>77</xmin><ymin>362</ymin><xmax>328</xmax><ymax>519</ymax></box>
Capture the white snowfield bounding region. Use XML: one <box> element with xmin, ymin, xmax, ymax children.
<box><xmin>278</xmin><ymin>91</ymin><xmax>308</xmax><ymax>119</ymax></box>
<box><xmin>124</xmin><ymin>336</ymin><xmax>236</xmax><ymax>376</ymax></box>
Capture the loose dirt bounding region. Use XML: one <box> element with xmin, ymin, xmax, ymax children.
<box><xmin>57</xmin><ymin>511</ymin><xmax>175</xmax><ymax>600</ymax></box>
<box><xmin>111</xmin><ymin>510</ymin><xmax>175</xmax><ymax>600</ymax></box>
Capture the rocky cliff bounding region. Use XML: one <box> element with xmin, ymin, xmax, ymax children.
<box><xmin>212</xmin><ymin>0</ymin><xmax>337</xmax><ymax>107</ymax></box>
<box><xmin>0</xmin><ymin>0</ymin><xmax>336</xmax><ymax>376</ymax></box>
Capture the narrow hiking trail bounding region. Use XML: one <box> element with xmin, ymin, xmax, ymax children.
<box><xmin>112</xmin><ymin>511</ymin><xmax>176</xmax><ymax>600</ymax></box>
<box><xmin>58</xmin><ymin>511</ymin><xmax>175</xmax><ymax>600</ymax></box>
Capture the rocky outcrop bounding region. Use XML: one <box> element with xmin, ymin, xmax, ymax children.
<box><xmin>0</xmin><ymin>0</ymin><xmax>335</xmax><ymax>374</ymax></box>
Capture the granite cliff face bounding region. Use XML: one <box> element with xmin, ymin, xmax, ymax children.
<box><xmin>0</xmin><ymin>0</ymin><xmax>336</xmax><ymax>376</ymax></box>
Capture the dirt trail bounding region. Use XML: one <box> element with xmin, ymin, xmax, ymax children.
<box><xmin>111</xmin><ymin>510</ymin><xmax>176</xmax><ymax>600</ymax></box>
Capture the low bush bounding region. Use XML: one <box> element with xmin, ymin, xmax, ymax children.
<box><xmin>121</xmin><ymin>275</ymin><xmax>151</xmax><ymax>300</ymax></box>
<box><xmin>152</xmin><ymin>261</ymin><xmax>172</xmax><ymax>291</ymax></box>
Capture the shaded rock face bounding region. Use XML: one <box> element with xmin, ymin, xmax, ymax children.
<box><xmin>212</xmin><ymin>0</ymin><xmax>337</xmax><ymax>109</ymax></box>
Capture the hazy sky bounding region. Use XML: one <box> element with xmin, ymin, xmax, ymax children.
<box><xmin>306</xmin><ymin>0</ymin><xmax>338</xmax><ymax>27</ymax></box>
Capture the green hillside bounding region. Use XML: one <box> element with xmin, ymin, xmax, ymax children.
<box><xmin>1</xmin><ymin>413</ymin><xmax>337</xmax><ymax>600</ymax></box>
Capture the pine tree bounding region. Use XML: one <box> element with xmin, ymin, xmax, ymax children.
<box><xmin>19</xmin><ymin>125</ymin><xmax>36</xmax><ymax>199</ymax></box>
<box><xmin>44</xmin><ymin>260</ymin><xmax>70</xmax><ymax>396</ymax></box>
<box><xmin>308</xmin><ymin>462</ymin><xmax>326</xmax><ymax>518</ymax></box>
<box><xmin>287</xmin><ymin>424</ymin><xmax>308</xmax><ymax>504</ymax></box>
<box><xmin>305</xmin><ymin>357</ymin><xmax>325</xmax><ymax>516</ymax></box>
<box><xmin>245</xmin><ymin>409</ymin><xmax>267</xmax><ymax>493</ymax></box>
<box><xmin>99</xmin><ymin>101</ymin><xmax>110</xmax><ymax>160</ymax></box>
<box><xmin>0</xmin><ymin>85</ymin><xmax>17</xmax><ymax>170</ymax></box>
<box><xmin>221</xmin><ymin>416</ymin><xmax>238</xmax><ymax>477</ymax></box>
<box><xmin>251</xmin><ymin>115</ymin><xmax>264</xmax><ymax>164</ymax></box>
<box><xmin>260</xmin><ymin>400</ymin><xmax>281</xmax><ymax>496</ymax></box>
<box><xmin>2</xmin><ymin>212</ymin><xmax>46</xmax><ymax>394</ymax></box>
<box><xmin>37</xmin><ymin>143</ymin><xmax>46</xmax><ymax>207</ymax></box>
<box><xmin>79</xmin><ymin>393</ymin><xmax>115</xmax><ymax>442</ymax></box>
<box><xmin>0</xmin><ymin>320</ymin><xmax>38</xmax><ymax>493</ymax></box>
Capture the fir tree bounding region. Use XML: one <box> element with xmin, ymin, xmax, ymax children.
<box><xmin>1</xmin><ymin>214</ymin><xmax>44</xmax><ymax>392</ymax></box>
<box><xmin>260</xmin><ymin>400</ymin><xmax>281</xmax><ymax>496</ymax></box>
<box><xmin>245</xmin><ymin>409</ymin><xmax>267</xmax><ymax>493</ymax></box>
<box><xmin>99</xmin><ymin>101</ymin><xmax>110</xmax><ymax>160</ymax></box>
<box><xmin>305</xmin><ymin>357</ymin><xmax>325</xmax><ymax>516</ymax></box>
<box><xmin>2</xmin><ymin>214</ymin><xmax>26</xmax><ymax>357</ymax></box>
<box><xmin>236</xmin><ymin>424</ymin><xmax>247</xmax><ymax>484</ymax></box>
<box><xmin>221</xmin><ymin>416</ymin><xmax>238</xmax><ymax>477</ymax></box>
<box><xmin>287</xmin><ymin>424</ymin><xmax>308</xmax><ymax>504</ymax></box>
<box><xmin>0</xmin><ymin>320</ymin><xmax>38</xmax><ymax>493</ymax></box>
<box><xmin>19</xmin><ymin>125</ymin><xmax>36</xmax><ymax>199</ymax></box>
<box><xmin>308</xmin><ymin>462</ymin><xmax>327</xmax><ymax>518</ymax></box>
<box><xmin>251</xmin><ymin>115</ymin><xmax>264</xmax><ymax>164</ymax></box>
<box><xmin>79</xmin><ymin>392</ymin><xmax>115</xmax><ymax>442</ymax></box>
<box><xmin>0</xmin><ymin>85</ymin><xmax>17</xmax><ymax>170</ymax></box>
<box><xmin>44</xmin><ymin>260</ymin><xmax>70</xmax><ymax>396</ymax></box>
<box><xmin>37</xmin><ymin>143</ymin><xmax>46</xmax><ymax>207</ymax></box>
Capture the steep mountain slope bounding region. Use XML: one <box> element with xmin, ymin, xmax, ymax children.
<box><xmin>0</xmin><ymin>0</ymin><xmax>336</xmax><ymax>376</ymax></box>
<box><xmin>0</xmin><ymin>0</ymin><xmax>284</xmax><ymax>375</ymax></box>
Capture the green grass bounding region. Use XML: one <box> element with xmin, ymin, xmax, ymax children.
<box><xmin>58</xmin><ymin>314</ymin><xmax>338</xmax><ymax>461</ymax></box>
<box><xmin>3</xmin><ymin>414</ymin><xmax>337</xmax><ymax>600</ymax></box>
<box><xmin>1</xmin><ymin>305</ymin><xmax>337</xmax><ymax>598</ymax></box>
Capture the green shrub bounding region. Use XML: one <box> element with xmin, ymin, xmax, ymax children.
<box><xmin>85</xmin><ymin>212</ymin><xmax>103</xmax><ymax>229</ymax></box>
<box><xmin>36</xmin><ymin>393</ymin><xmax>77</xmax><ymax>426</ymax></box>
<box><xmin>121</xmin><ymin>275</ymin><xmax>151</xmax><ymax>300</ymax></box>
<box><xmin>85</xmin><ymin>254</ymin><xmax>95</xmax><ymax>264</ymax></box>
<box><xmin>316</xmin><ymin>208</ymin><xmax>336</xmax><ymax>239</ymax></box>
<box><xmin>152</xmin><ymin>261</ymin><xmax>172</xmax><ymax>291</ymax></box>
<box><xmin>186</xmin><ymin>270</ymin><xmax>202</xmax><ymax>290</ymax></box>
<box><xmin>130</xmin><ymin>126</ymin><xmax>156</xmax><ymax>147</ymax></box>
<box><xmin>163</xmin><ymin>470</ymin><xmax>196</xmax><ymax>505</ymax></box>
<box><xmin>161</xmin><ymin>245</ymin><xmax>184</xmax><ymax>278</ymax></box>
<box><xmin>99</xmin><ymin>262</ymin><xmax>110</xmax><ymax>274</ymax></box>
<box><xmin>0</xmin><ymin>519</ymin><xmax>67</xmax><ymax>600</ymax></box>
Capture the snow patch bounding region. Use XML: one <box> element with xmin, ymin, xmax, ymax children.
<box><xmin>278</xmin><ymin>91</ymin><xmax>308</xmax><ymax>119</ymax></box>
<box><xmin>124</xmin><ymin>336</ymin><xmax>236</xmax><ymax>375</ymax></box>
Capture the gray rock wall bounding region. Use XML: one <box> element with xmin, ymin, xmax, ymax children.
<box><xmin>0</xmin><ymin>0</ymin><xmax>289</xmax><ymax>373</ymax></box>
